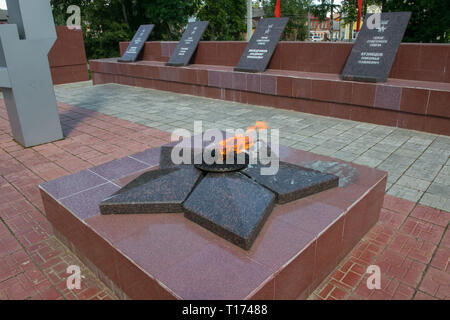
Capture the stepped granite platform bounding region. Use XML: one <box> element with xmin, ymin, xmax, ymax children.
<box><xmin>90</xmin><ymin>41</ymin><xmax>450</xmax><ymax>136</ymax></box>
<box><xmin>39</xmin><ymin>140</ymin><xmax>387</xmax><ymax>300</ymax></box>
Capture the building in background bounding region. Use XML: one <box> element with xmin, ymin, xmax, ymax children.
<box><xmin>332</xmin><ymin>13</ymin><xmax>340</xmax><ymax>41</ymax></box>
<box><xmin>338</xmin><ymin>4</ymin><xmax>381</xmax><ymax>41</ymax></box>
<box><xmin>308</xmin><ymin>14</ymin><xmax>330</xmax><ymax>41</ymax></box>
<box><xmin>244</xmin><ymin>6</ymin><xmax>265</xmax><ymax>39</ymax></box>
<box><xmin>252</xmin><ymin>6</ymin><xmax>265</xmax><ymax>29</ymax></box>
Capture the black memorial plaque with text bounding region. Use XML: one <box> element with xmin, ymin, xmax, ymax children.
<box><xmin>235</xmin><ymin>17</ymin><xmax>289</xmax><ymax>73</ymax></box>
<box><xmin>166</xmin><ymin>21</ymin><xmax>209</xmax><ymax>67</ymax></box>
<box><xmin>118</xmin><ymin>24</ymin><xmax>155</xmax><ymax>63</ymax></box>
<box><xmin>341</xmin><ymin>12</ymin><xmax>411</xmax><ymax>83</ymax></box>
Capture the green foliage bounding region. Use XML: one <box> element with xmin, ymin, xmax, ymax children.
<box><xmin>341</xmin><ymin>0</ymin><xmax>358</xmax><ymax>26</ymax></box>
<box><xmin>197</xmin><ymin>0</ymin><xmax>246</xmax><ymax>40</ymax></box>
<box><xmin>310</xmin><ymin>0</ymin><xmax>340</xmax><ymax>22</ymax></box>
<box><xmin>340</xmin><ymin>0</ymin><xmax>449</xmax><ymax>43</ymax></box>
<box><xmin>379</xmin><ymin>0</ymin><xmax>450</xmax><ymax>43</ymax></box>
<box><xmin>50</xmin><ymin>0</ymin><xmax>202</xmax><ymax>60</ymax></box>
<box><xmin>263</xmin><ymin>0</ymin><xmax>309</xmax><ymax>41</ymax></box>
<box><xmin>141</xmin><ymin>0</ymin><xmax>202</xmax><ymax>40</ymax></box>
<box><xmin>341</xmin><ymin>0</ymin><xmax>381</xmax><ymax>26</ymax></box>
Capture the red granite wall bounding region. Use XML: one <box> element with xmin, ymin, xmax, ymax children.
<box><xmin>119</xmin><ymin>41</ymin><xmax>450</xmax><ymax>84</ymax></box>
<box><xmin>49</xmin><ymin>26</ymin><xmax>89</xmax><ymax>85</ymax></box>
<box><xmin>91</xmin><ymin>41</ymin><xmax>450</xmax><ymax>135</ymax></box>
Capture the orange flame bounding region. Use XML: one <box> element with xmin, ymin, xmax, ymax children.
<box><xmin>219</xmin><ymin>121</ymin><xmax>268</xmax><ymax>156</ymax></box>
<box><xmin>246</xmin><ymin>121</ymin><xmax>268</xmax><ymax>133</ymax></box>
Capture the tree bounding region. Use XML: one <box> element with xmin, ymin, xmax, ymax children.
<box><xmin>380</xmin><ymin>0</ymin><xmax>450</xmax><ymax>43</ymax></box>
<box><xmin>197</xmin><ymin>0</ymin><xmax>247</xmax><ymax>40</ymax></box>
<box><xmin>263</xmin><ymin>0</ymin><xmax>309</xmax><ymax>41</ymax></box>
<box><xmin>50</xmin><ymin>0</ymin><xmax>202</xmax><ymax>60</ymax></box>
<box><xmin>341</xmin><ymin>0</ymin><xmax>381</xmax><ymax>26</ymax></box>
<box><xmin>133</xmin><ymin>0</ymin><xmax>202</xmax><ymax>41</ymax></box>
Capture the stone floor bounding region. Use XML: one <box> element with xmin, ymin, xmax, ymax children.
<box><xmin>54</xmin><ymin>81</ymin><xmax>450</xmax><ymax>212</ymax></box>
<box><xmin>0</xmin><ymin>81</ymin><xmax>448</xmax><ymax>300</ymax></box>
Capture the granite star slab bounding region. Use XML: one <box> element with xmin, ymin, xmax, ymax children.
<box><xmin>183</xmin><ymin>172</ymin><xmax>276</xmax><ymax>250</ymax></box>
<box><xmin>242</xmin><ymin>162</ymin><xmax>339</xmax><ymax>204</ymax></box>
<box><xmin>99</xmin><ymin>166</ymin><xmax>203</xmax><ymax>214</ymax></box>
<box><xmin>98</xmin><ymin>138</ymin><xmax>339</xmax><ymax>250</ymax></box>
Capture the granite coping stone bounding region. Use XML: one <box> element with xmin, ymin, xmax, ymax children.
<box><xmin>91</xmin><ymin>58</ymin><xmax>450</xmax><ymax>92</ymax></box>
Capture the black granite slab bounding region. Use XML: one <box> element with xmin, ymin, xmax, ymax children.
<box><xmin>166</xmin><ymin>21</ymin><xmax>209</xmax><ymax>67</ymax></box>
<box><xmin>242</xmin><ymin>162</ymin><xmax>339</xmax><ymax>204</ymax></box>
<box><xmin>118</xmin><ymin>24</ymin><xmax>155</xmax><ymax>63</ymax></box>
<box><xmin>99</xmin><ymin>166</ymin><xmax>203</xmax><ymax>214</ymax></box>
<box><xmin>341</xmin><ymin>12</ymin><xmax>411</xmax><ymax>83</ymax></box>
<box><xmin>183</xmin><ymin>172</ymin><xmax>275</xmax><ymax>250</ymax></box>
<box><xmin>98</xmin><ymin>139</ymin><xmax>339</xmax><ymax>250</ymax></box>
<box><xmin>235</xmin><ymin>17</ymin><xmax>289</xmax><ymax>73</ymax></box>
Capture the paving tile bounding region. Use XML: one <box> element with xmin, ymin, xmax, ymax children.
<box><xmin>399</xmin><ymin>217</ymin><xmax>445</xmax><ymax>245</ymax></box>
<box><xmin>379</xmin><ymin>208</ymin><xmax>407</xmax><ymax>230</ymax></box>
<box><xmin>376</xmin><ymin>249</ymin><xmax>427</xmax><ymax>288</ymax></box>
<box><xmin>430</xmin><ymin>246</ymin><xmax>449</xmax><ymax>272</ymax></box>
<box><xmin>410</xmin><ymin>205</ymin><xmax>450</xmax><ymax>227</ymax></box>
<box><xmin>396</xmin><ymin>175</ymin><xmax>431</xmax><ymax>192</ymax></box>
<box><xmin>388</xmin><ymin>233</ymin><xmax>436</xmax><ymax>264</ymax></box>
<box><xmin>414</xmin><ymin>291</ymin><xmax>438</xmax><ymax>300</ymax></box>
<box><xmin>387</xmin><ymin>185</ymin><xmax>423</xmax><ymax>203</ymax></box>
<box><xmin>419</xmin><ymin>267</ymin><xmax>450</xmax><ymax>299</ymax></box>
<box><xmin>419</xmin><ymin>193</ymin><xmax>450</xmax><ymax>213</ymax></box>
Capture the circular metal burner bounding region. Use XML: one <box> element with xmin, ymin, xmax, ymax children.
<box><xmin>194</xmin><ymin>151</ymin><xmax>249</xmax><ymax>173</ymax></box>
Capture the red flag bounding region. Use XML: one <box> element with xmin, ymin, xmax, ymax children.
<box><xmin>275</xmin><ymin>0</ymin><xmax>281</xmax><ymax>18</ymax></box>
<box><xmin>356</xmin><ymin>0</ymin><xmax>362</xmax><ymax>31</ymax></box>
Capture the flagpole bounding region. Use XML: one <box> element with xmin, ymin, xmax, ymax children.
<box><xmin>308</xmin><ymin>0</ymin><xmax>311</xmax><ymax>40</ymax></box>
<box><xmin>247</xmin><ymin>0</ymin><xmax>252</xmax><ymax>41</ymax></box>
<box><xmin>275</xmin><ymin>0</ymin><xmax>281</xmax><ymax>18</ymax></box>
<box><xmin>356</xmin><ymin>0</ymin><xmax>362</xmax><ymax>31</ymax></box>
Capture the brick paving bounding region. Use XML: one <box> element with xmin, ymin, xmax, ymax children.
<box><xmin>310</xmin><ymin>197</ymin><xmax>449</xmax><ymax>300</ymax></box>
<box><xmin>0</xmin><ymin>96</ymin><xmax>170</xmax><ymax>300</ymax></box>
<box><xmin>0</xmin><ymin>81</ymin><xmax>448</xmax><ymax>300</ymax></box>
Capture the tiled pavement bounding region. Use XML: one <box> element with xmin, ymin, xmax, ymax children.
<box><xmin>0</xmin><ymin>80</ymin><xmax>448</xmax><ymax>300</ymax></box>
<box><xmin>54</xmin><ymin>82</ymin><xmax>450</xmax><ymax>212</ymax></box>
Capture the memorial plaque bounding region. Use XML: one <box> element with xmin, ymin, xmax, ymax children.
<box><xmin>235</xmin><ymin>17</ymin><xmax>289</xmax><ymax>73</ymax></box>
<box><xmin>341</xmin><ymin>12</ymin><xmax>411</xmax><ymax>83</ymax></box>
<box><xmin>166</xmin><ymin>21</ymin><xmax>209</xmax><ymax>67</ymax></box>
<box><xmin>118</xmin><ymin>24</ymin><xmax>154</xmax><ymax>62</ymax></box>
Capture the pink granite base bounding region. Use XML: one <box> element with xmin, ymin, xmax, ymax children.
<box><xmin>40</xmin><ymin>146</ymin><xmax>386</xmax><ymax>300</ymax></box>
